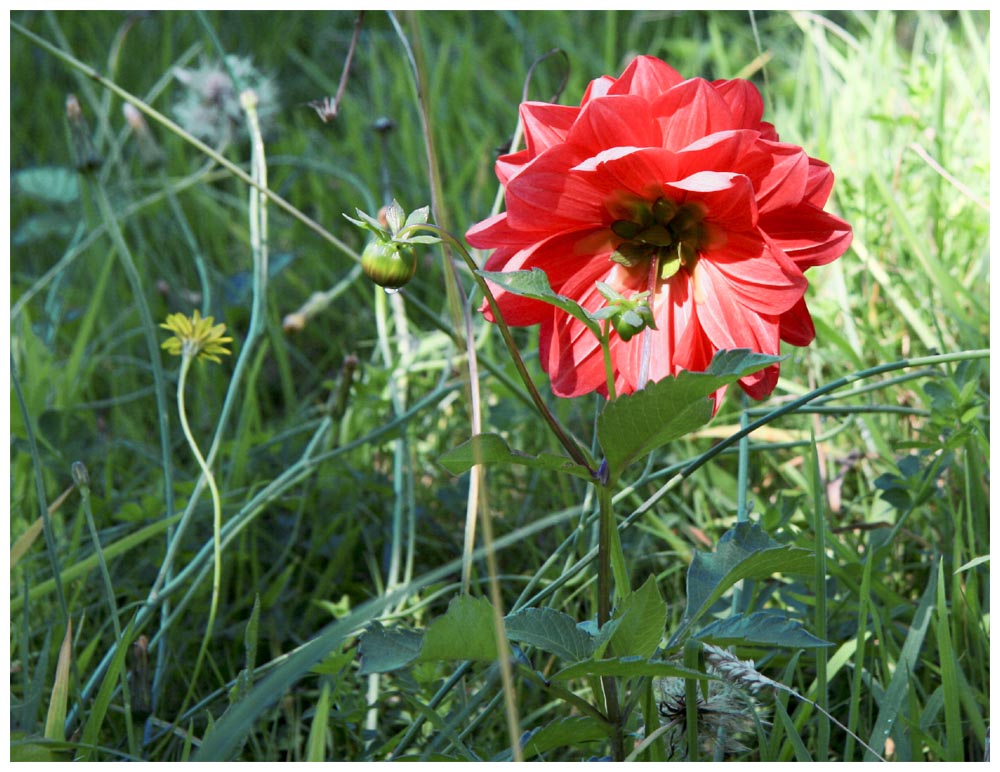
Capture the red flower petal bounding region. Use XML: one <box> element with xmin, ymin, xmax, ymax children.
<box><xmin>608</xmin><ymin>55</ymin><xmax>684</xmax><ymax>100</ymax></box>
<box><xmin>779</xmin><ymin>295</ymin><xmax>816</xmax><ymax>346</ymax></box>
<box><xmin>690</xmin><ymin>258</ymin><xmax>782</xmax><ymax>358</ymax></box>
<box><xmin>479</xmin><ymin>227</ymin><xmax>612</xmax><ymax>324</ymax></box>
<box><xmin>712</xmin><ymin>78</ymin><xmax>766</xmax><ymax>129</ymax></box>
<box><xmin>576</xmin><ymin>146</ymin><xmax>681</xmax><ymax>203</ymax></box>
<box><xmin>539</xmin><ymin>260</ymin><xmax>618</xmax><ymax>397</ymax></box>
<box><xmin>496</xmin><ymin>148</ymin><xmax>531</xmax><ymax>186</ymax></box>
<box><xmin>804</xmin><ymin>158</ymin><xmax>835</xmax><ymax>207</ymax></box>
<box><xmin>567</xmin><ymin>95</ymin><xmax>662</xmax><ymax>153</ymax></box>
<box><xmin>739</xmin><ymin>363</ymin><xmax>780</xmax><ymax>400</ymax></box>
<box><xmin>582</xmin><ymin>74</ymin><xmax>616</xmax><ymax>102</ymax></box>
<box><xmin>651</xmin><ymin>78</ymin><xmax>735</xmax><ymax>150</ymax></box>
<box><xmin>520</xmin><ymin>101</ymin><xmax>580</xmax><ymax>156</ymax></box>
<box><xmin>760</xmin><ymin>205</ymin><xmax>853</xmax><ymax>269</ymax></box>
<box><xmin>466</xmin><ymin>212</ymin><xmax>536</xmax><ymax>248</ymax></box>
<box><xmin>663</xmin><ymin>171</ymin><xmax>759</xmax><ymax>232</ymax></box>
<box><xmin>504</xmin><ymin>145</ymin><xmax>607</xmax><ymax>230</ymax></box>
<box><xmin>698</xmin><ymin>234</ymin><xmax>807</xmax><ymax>315</ymax></box>
<box><xmin>623</xmin><ymin>270</ymin><xmax>696</xmax><ymax>384</ymax></box>
<box><xmin>676</xmin><ymin>129</ymin><xmax>764</xmax><ymax>177</ymax></box>
<box><xmin>749</xmin><ymin>140</ymin><xmax>810</xmax><ymax>213</ymax></box>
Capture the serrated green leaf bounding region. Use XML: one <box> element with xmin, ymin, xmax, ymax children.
<box><xmin>552</xmin><ymin>657</ymin><xmax>702</xmax><ymax>682</ymax></box>
<box><xmin>358</xmin><ymin>622</ymin><xmax>423</xmax><ymax>675</ymax></box>
<box><xmin>609</xmin><ymin>576</ymin><xmax>667</xmax><ymax>659</ymax></box>
<box><xmin>505</xmin><ymin>607</ymin><xmax>595</xmax><ymax>662</ymax></box>
<box><xmin>597</xmin><ymin>349</ymin><xmax>781</xmax><ymax>481</ymax></box>
<box><xmin>696</xmin><ymin>611</ymin><xmax>831</xmax><ymax>648</ymax></box>
<box><xmin>674</xmin><ymin>523</ymin><xmax>814</xmax><ymax>643</ymax></box>
<box><xmin>419</xmin><ymin>595</ymin><xmax>498</xmax><ymax>662</ymax></box>
<box><xmin>437</xmin><ymin>433</ymin><xmax>592</xmax><ymax>480</ymax></box>
<box><xmin>521</xmin><ymin>716</ymin><xmax>612</xmax><ymax>758</ymax></box>
<box><xmin>478</xmin><ymin>269</ymin><xmax>602</xmax><ymax>338</ymax></box>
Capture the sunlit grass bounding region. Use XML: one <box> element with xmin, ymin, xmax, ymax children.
<box><xmin>10</xmin><ymin>9</ymin><xmax>988</xmax><ymax>762</ymax></box>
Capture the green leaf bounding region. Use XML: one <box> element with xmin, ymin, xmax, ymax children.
<box><xmin>552</xmin><ymin>657</ymin><xmax>702</xmax><ymax>682</ymax></box>
<box><xmin>955</xmin><ymin>554</ymin><xmax>989</xmax><ymax>573</ymax></box>
<box><xmin>9</xmin><ymin>733</ymin><xmax>64</xmax><ymax>762</ymax></box>
<box><xmin>438</xmin><ymin>433</ymin><xmax>592</xmax><ymax>480</ymax></box>
<box><xmin>358</xmin><ymin>622</ymin><xmax>423</xmax><ymax>675</ymax></box>
<box><xmin>609</xmin><ymin>576</ymin><xmax>667</xmax><ymax>659</ymax></box>
<box><xmin>79</xmin><ymin>622</ymin><xmax>137</xmax><ymax>760</ymax></box>
<box><xmin>478</xmin><ymin>269</ymin><xmax>602</xmax><ymax>338</ymax></box>
<box><xmin>12</xmin><ymin>166</ymin><xmax>79</xmax><ymax>204</ymax></box>
<box><xmin>305</xmin><ymin>680</ymin><xmax>332</xmax><ymax>761</ymax></box>
<box><xmin>44</xmin><ymin>620</ymin><xmax>73</xmax><ymax>743</ymax></box>
<box><xmin>696</xmin><ymin>611</ymin><xmax>831</xmax><ymax>648</ymax></box>
<box><xmin>419</xmin><ymin>595</ymin><xmax>499</xmax><ymax>662</ymax></box>
<box><xmin>597</xmin><ymin>349</ymin><xmax>782</xmax><ymax>481</ymax></box>
<box><xmin>521</xmin><ymin>716</ymin><xmax>612</xmax><ymax>759</ymax></box>
<box><xmin>505</xmin><ymin>607</ymin><xmax>595</xmax><ymax>662</ymax></box>
<box><xmin>674</xmin><ymin>522</ymin><xmax>814</xmax><ymax>643</ymax></box>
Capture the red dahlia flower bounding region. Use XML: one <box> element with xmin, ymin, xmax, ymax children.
<box><xmin>466</xmin><ymin>55</ymin><xmax>851</xmax><ymax>407</ymax></box>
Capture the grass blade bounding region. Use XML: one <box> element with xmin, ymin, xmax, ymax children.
<box><xmin>44</xmin><ymin>619</ymin><xmax>73</xmax><ymax>744</ymax></box>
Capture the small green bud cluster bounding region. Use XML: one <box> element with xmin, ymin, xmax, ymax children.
<box><xmin>592</xmin><ymin>282</ymin><xmax>658</xmax><ymax>342</ymax></box>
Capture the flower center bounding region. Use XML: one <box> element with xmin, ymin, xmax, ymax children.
<box><xmin>609</xmin><ymin>197</ymin><xmax>707</xmax><ymax>281</ymax></box>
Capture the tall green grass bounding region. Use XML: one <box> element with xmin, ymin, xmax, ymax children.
<box><xmin>10</xmin><ymin>10</ymin><xmax>989</xmax><ymax>761</ymax></box>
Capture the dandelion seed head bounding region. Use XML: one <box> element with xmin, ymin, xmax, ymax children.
<box><xmin>172</xmin><ymin>55</ymin><xmax>278</xmax><ymax>145</ymax></box>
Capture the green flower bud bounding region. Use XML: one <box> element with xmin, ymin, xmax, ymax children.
<box><xmin>612</xmin><ymin>307</ymin><xmax>654</xmax><ymax>342</ymax></box>
<box><xmin>361</xmin><ymin>239</ymin><xmax>417</xmax><ymax>290</ymax></box>
<box><xmin>71</xmin><ymin>461</ymin><xmax>90</xmax><ymax>489</ymax></box>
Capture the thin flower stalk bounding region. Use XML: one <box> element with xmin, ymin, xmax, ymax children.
<box><xmin>160</xmin><ymin>310</ymin><xmax>232</xmax><ymax>716</ymax></box>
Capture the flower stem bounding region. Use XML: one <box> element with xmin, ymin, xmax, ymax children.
<box><xmin>402</xmin><ymin>223</ymin><xmax>596</xmax><ymax>476</ymax></box>
<box><xmin>637</xmin><ymin>255</ymin><xmax>659</xmax><ymax>388</ymax></box>
<box><xmin>597</xmin><ymin>482</ymin><xmax>625</xmax><ymax>760</ymax></box>
<box><xmin>599</xmin><ymin>321</ymin><xmax>618</xmax><ymax>401</ymax></box>
<box><xmin>174</xmin><ymin>352</ymin><xmax>224</xmax><ymax>717</ymax></box>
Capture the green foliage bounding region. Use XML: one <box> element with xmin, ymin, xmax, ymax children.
<box><xmin>420</xmin><ymin>595</ymin><xmax>500</xmax><ymax>663</ymax></box>
<box><xmin>521</xmin><ymin>716</ymin><xmax>612</xmax><ymax>759</ymax></box>
<box><xmin>597</xmin><ymin>350</ymin><xmax>781</xmax><ymax>481</ymax></box>
<box><xmin>505</xmin><ymin>607</ymin><xmax>595</xmax><ymax>662</ymax></box>
<box><xmin>9</xmin><ymin>8</ymin><xmax>988</xmax><ymax>763</ymax></box>
<box><xmin>677</xmin><ymin>522</ymin><xmax>815</xmax><ymax>639</ymax></box>
<box><xmin>437</xmin><ymin>432</ymin><xmax>592</xmax><ymax>480</ymax></box>
<box><xmin>696</xmin><ymin>612</ymin><xmax>831</xmax><ymax>649</ymax></box>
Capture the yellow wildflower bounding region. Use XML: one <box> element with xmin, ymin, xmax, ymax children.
<box><xmin>160</xmin><ymin>309</ymin><xmax>233</xmax><ymax>364</ymax></box>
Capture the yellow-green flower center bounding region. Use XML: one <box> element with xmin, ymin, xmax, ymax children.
<box><xmin>610</xmin><ymin>197</ymin><xmax>708</xmax><ymax>280</ymax></box>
